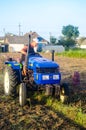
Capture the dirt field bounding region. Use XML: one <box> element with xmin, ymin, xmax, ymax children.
<box><xmin>0</xmin><ymin>52</ymin><xmax>86</xmax><ymax>130</ymax></box>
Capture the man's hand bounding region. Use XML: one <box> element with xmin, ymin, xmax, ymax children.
<box><xmin>22</xmin><ymin>65</ymin><xmax>28</xmax><ymax>76</ymax></box>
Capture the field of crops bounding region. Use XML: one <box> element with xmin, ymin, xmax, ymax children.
<box><xmin>0</xmin><ymin>52</ymin><xmax>86</xmax><ymax>129</ymax></box>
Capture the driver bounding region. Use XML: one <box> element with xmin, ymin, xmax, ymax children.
<box><xmin>20</xmin><ymin>39</ymin><xmax>38</xmax><ymax>63</ymax></box>
<box><xmin>20</xmin><ymin>39</ymin><xmax>38</xmax><ymax>75</ymax></box>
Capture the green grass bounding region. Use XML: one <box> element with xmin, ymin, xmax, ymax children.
<box><xmin>46</xmin><ymin>98</ymin><xmax>86</xmax><ymax>127</ymax></box>
<box><xmin>57</xmin><ymin>49</ymin><xmax>86</xmax><ymax>58</ymax></box>
<box><xmin>33</xmin><ymin>92</ymin><xmax>86</xmax><ymax>128</ymax></box>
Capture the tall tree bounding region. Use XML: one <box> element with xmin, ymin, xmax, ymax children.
<box><xmin>62</xmin><ymin>25</ymin><xmax>79</xmax><ymax>40</ymax></box>
<box><xmin>50</xmin><ymin>36</ymin><xmax>57</xmax><ymax>44</ymax></box>
<box><xmin>58</xmin><ymin>25</ymin><xmax>80</xmax><ymax>48</ymax></box>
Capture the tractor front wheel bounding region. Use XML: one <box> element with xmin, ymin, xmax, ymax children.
<box><xmin>19</xmin><ymin>83</ymin><xmax>27</xmax><ymax>106</ymax></box>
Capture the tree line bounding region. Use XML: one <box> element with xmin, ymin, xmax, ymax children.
<box><xmin>50</xmin><ymin>25</ymin><xmax>80</xmax><ymax>49</ymax></box>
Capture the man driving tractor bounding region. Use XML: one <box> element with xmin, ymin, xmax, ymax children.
<box><xmin>20</xmin><ymin>38</ymin><xmax>38</xmax><ymax>75</ymax></box>
<box><xmin>20</xmin><ymin>39</ymin><xmax>38</xmax><ymax>61</ymax></box>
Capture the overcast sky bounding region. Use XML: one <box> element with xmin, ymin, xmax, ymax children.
<box><xmin>0</xmin><ymin>0</ymin><xmax>86</xmax><ymax>40</ymax></box>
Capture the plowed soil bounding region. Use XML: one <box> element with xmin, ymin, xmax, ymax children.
<box><xmin>0</xmin><ymin>52</ymin><xmax>86</xmax><ymax>130</ymax></box>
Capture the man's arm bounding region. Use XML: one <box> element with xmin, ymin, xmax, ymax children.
<box><xmin>20</xmin><ymin>46</ymin><xmax>28</xmax><ymax>55</ymax></box>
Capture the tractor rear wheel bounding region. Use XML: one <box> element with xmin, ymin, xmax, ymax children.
<box><xmin>60</xmin><ymin>83</ymin><xmax>69</xmax><ymax>103</ymax></box>
<box><xmin>4</xmin><ymin>66</ymin><xmax>19</xmax><ymax>97</ymax></box>
<box><xmin>19</xmin><ymin>83</ymin><xmax>27</xmax><ymax>106</ymax></box>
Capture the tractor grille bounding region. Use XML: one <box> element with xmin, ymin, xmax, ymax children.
<box><xmin>36</xmin><ymin>67</ymin><xmax>59</xmax><ymax>73</ymax></box>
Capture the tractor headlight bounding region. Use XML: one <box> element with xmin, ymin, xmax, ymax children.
<box><xmin>53</xmin><ymin>75</ymin><xmax>59</xmax><ymax>80</ymax></box>
<box><xmin>42</xmin><ymin>75</ymin><xmax>49</xmax><ymax>80</ymax></box>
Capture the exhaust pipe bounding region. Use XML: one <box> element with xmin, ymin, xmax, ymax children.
<box><xmin>51</xmin><ymin>50</ymin><xmax>55</xmax><ymax>61</ymax></box>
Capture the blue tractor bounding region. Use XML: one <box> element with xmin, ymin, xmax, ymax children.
<box><xmin>4</xmin><ymin>35</ymin><xmax>69</xmax><ymax>106</ymax></box>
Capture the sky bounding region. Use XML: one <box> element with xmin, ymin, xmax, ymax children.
<box><xmin>0</xmin><ymin>0</ymin><xmax>86</xmax><ymax>40</ymax></box>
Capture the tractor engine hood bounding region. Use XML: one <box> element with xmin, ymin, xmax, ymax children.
<box><xmin>28</xmin><ymin>56</ymin><xmax>59</xmax><ymax>70</ymax></box>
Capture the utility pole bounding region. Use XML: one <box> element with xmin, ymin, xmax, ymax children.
<box><xmin>49</xmin><ymin>32</ymin><xmax>52</xmax><ymax>44</ymax></box>
<box><xmin>19</xmin><ymin>23</ymin><xmax>21</xmax><ymax>36</ymax></box>
<box><xmin>3</xmin><ymin>28</ymin><xmax>6</xmax><ymax>36</ymax></box>
<box><xmin>3</xmin><ymin>28</ymin><xmax>6</xmax><ymax>43</ymax></box>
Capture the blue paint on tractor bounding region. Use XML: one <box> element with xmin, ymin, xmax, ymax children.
<box><xmin>5</xmin><ymin>53</ymin><xmax>61</xmax><ymax>85</ymax></box>
<box><xmin>5</xmin><ymin>61</ymin><xmax>21</xmax><ymax>70</ymax></box>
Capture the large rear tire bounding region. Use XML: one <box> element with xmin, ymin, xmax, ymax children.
<box><xmin>4</xmin><ymin>66</ymin><xmax>19</xmax><ymax>97</ymax></box>
<box><xmin>19</xmin><ymin>83</ymin><xmax>27</xmax><ymax>106</ymax></box>
<box><xmin>60</xmin><ymin>83</ymin><xmax>69</xmax><ymax>103</ymax></box>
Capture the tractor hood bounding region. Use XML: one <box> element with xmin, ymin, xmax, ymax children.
<box><xmin>28</xmin><ymin>55</ymin><xmax>59</xmax><ymax>70</ymax></box>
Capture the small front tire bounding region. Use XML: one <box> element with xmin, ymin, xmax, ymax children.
<box><xmin>19</xmin><ymin>83</ymin><xmax>27</xmax><ymax>106</ymax></box>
